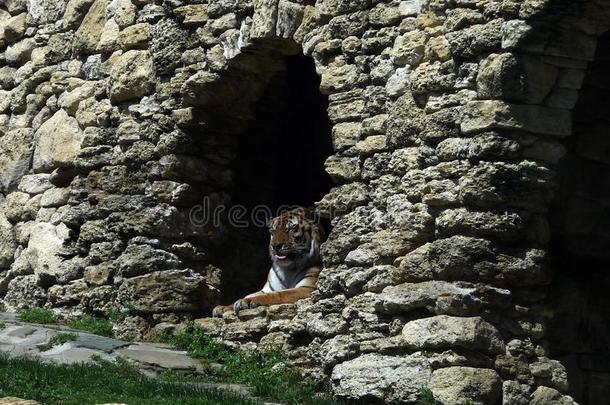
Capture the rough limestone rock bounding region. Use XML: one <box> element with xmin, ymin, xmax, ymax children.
<box><xmin>33</xmin><ymin>110</ymin><xmax>84</xmax><ymax>172</ymax></box>
<box><xmin>0</xmin><ymin>129</ymin><xmax>34</xmax><ymax>191</ymax></box>
<box><xmin>529</xmin><ymin>357</ymin><xmax>570</xmax><ymax>392</ymax></box>
<box><xmin>108</xmin><ymin>50</ymin><xmax>155</xmax><ymax>102</ymax></box>
<box><xmin>73</xmin><ymin>0</ymin><xmax>107</xmax><ymax>53</ymax></box>
<box><xmin>331</xmin><ymin>353</ymin><xmax>432</xmax><ymax>403</ymax></box>
<box><xmin>27</xmin><ymin>0</ymin><xmax>68</xmax><ymax>24</ymax></box>
<box><xmin>530</xmin><ymin>386</ymin><xmax>577</xmax><ymax>405</ymax></box>
<box><xmin>502</xmin><ymin>380</ymin><xmax>531</xmax><ymax>405</ymax></box>
<box><xmin>428</xmin><ymin>367</ymin><xmax>502</xmax><ymax>405</ymax></box>
<box><xmin>117</xmin><ymin>270</ymin><xmax>217</xmax><ymax>314</ymax></box>
<box><xmin>461</xmin><ymin>100</ymin><xmax>572</xmax><ymax>137</ymax></box>
<box><xmin>0</xmin><ymin>215</ymin><xmax>16</xmax><ymax>270</ymax></box>
<box><xmin>4</xmin><ymin>275</ymin><xmax>47</xmax><ymax>310</ymax></box>
<box><xmin>149</xmin><ymin>18</ymin><xmax>187</xmax><ymax>75</ymax></box>
<box><xmin>17</xmin><ymin>174</ymin><xmax>53</xmax><ymax>195</ymax></box>
<box><xmin>107</xmin><ymin>0</ymin><xmax>136</xmax><ymax>29</ymax></box>
<box><xmin>251</xmin><ymin>0</ymin><xmax>279</xmax><ymax>39</ymax></box>
<box><xmin>401</xmin><ymin>315</ymin><xmax>505</xmax><ymax>354</ymax></box>
<box><xmin>25</xmin><ymin>223</ymin><xmax>71</xmax><ymax>277</ymax></box>
<box><xmin>63</xmin><ymin>0</ymin><xmax>96</xmax><ymax>29</ymax></box>
<box><xmin>378</xmin><ymin>280</ymin><xmax>511</xmax><ymax>316</ymax></box>
<box><xmin>47</xmin><ymin>280</ymin><xmax>88</xmax><ymax>306</ymax></box>
<box><xmin>115</xmin><ymin>243</ymin><xmax>182</xmax><ymax>279</ymax></box>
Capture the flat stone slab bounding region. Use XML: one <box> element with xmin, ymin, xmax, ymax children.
<box><xmin>38</xmin><ymin>343</ymin><xmax>117</xmax><ymax>365</ymax></box>
<box><xmin>72</xmin><ymin>333</ymin><xmax>130</xmax><ymax>353</ymax></box>
<box><xmin>116</xmin><ymin>344</ymin><xmax>205</xmax><ymax>372</ymax></box>
<box><xmin>4</xmin><ymin>326</ymin><xmax>38</xmax><ymax>339</ymax></box>
<box><xmin>0</xmin><ymin>326</ymin><xmax>55</xmax><ymax>355</ymax></box>
<box><xmin>0</xmin><ymin>313</ymin><xmax>19</xmax><ymax>323</ymax></box>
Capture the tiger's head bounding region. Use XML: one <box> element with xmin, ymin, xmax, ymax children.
<box><xmin>268</xmin><ymin>208</ymin><xmax>325</xmax><ymax>268</ymax></box>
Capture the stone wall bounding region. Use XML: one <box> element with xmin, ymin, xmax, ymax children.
<box><xmin>0</xmin><ymin>0</ymin><xmax>609</xmax><ymax>403</ymax></box>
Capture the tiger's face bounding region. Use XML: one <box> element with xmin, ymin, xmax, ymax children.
<box><xmin>268</xmin><ymin>208</ymin><xmax>324</xmax><ymax>267</ymax></box>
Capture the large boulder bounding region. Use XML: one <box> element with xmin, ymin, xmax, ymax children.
<box><xmin>428</xmin><ymin>366</ymin><xmax>502</xmax><ymax>405</ymax></box>
<box><xmin>331</xmin><ymin>353</ymin><xmax>432</xmax><ymax>403</ymax></box>
<box><xmin>33</xmin><ymin>110</ymin><xmax>84</xmax><ymax>172</ymax></box>
<box><xmin>117</xmin><ymin>270</ymin><xmax>218</xmax><ymax>313</ymax></box>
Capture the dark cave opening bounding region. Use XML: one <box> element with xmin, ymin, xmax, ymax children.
<box><xmin>547</xmin><ymin>30</ymin><xmax>610</xmax><ymax>404</ymax></box>
<box><xmin>215</xmin><ymin>54</ymin><xmax>334</xmax><ymax>304</ymax></box>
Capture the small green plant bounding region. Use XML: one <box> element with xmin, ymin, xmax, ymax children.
<box><xmin>107</xmin><ymin>308</ymin><xmax>128</xmax><ymax>323</ymax></box>
<box><xmin>0</xmin><ymin>322</ymin><xmax>6</xmax><ymax>330</ymax></box>
<box><xmin>19</xmin><ymin>308</ymin><xmax>58</xmax><ymax>324</ymax></box>
<box><xmin>418</xmin><ymin>387</ymin><xmax>441</xmax><ymax>405</ymax></box>
<box><xmin>38</xmin><ymin>332</ymin><xmax>78</xmax><ymax>352</ymax></box>
<box><xmin>68</xmin><ymin>315</ymin><xmax>114</xmax><ymax>337</ymax></box>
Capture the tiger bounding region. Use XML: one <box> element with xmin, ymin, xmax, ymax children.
<box><xmin>212</xmin><ymin>207</ymin><xmax>325</xmax><ymax>317</ymax></box>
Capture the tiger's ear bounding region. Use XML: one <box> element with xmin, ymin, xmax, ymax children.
<box><xmin>303</xmin><ymin>206</ymin><xmax>318</xmax><ymax>221</ymax></box>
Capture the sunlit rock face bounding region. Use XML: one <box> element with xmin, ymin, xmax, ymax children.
<box><xmin>1</xmin><ymin>0</ymin><xmax>610</xmax><ymax>403</ymax></box>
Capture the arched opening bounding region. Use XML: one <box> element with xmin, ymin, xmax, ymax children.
<box><xmin>210</xmin><ymin>53</ymin><xmax>334</xmax><ymax>304</ymax></box>
<box><xmin>547</xmin><ymin>30</ymin><xmax>610</xmax><ymax>404</ymax></box>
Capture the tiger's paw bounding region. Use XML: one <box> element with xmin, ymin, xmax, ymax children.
<box><xmin>234</xmin><ymin>298</ymin><xmax>260</xmax><ymax>312</ymax></box>
<box><xmin>212</xmin><ymin>305</ymin><xmax>233</xmax><ymax>318</ymax></box>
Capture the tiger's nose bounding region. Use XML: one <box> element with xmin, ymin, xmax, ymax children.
<box><xmin>273</xmin><ymin>243</ymin><xmax>285</xmax><ymax>252</ymax></box>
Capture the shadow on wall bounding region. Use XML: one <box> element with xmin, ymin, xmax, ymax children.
<box><xmin>547</xmin><ymin>29</ymin><xmax>610</xmax><ymax>404</ymax></box>
<box><xmin>213</xmin><ymin>54</ymin><xmax>334</xmax><ymax>304</ymax></box>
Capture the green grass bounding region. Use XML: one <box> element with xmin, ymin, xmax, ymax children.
<box><xmin>38</xmin><ymin>332</ymin><xmax>78</xmax><ymax>352</ymax></box>
<box><xmin>162</xmin><ymin>324</ymin><xmax>345</xmax><ymax>405</ymax></box>
<box><xmin>68</xmin><ymin>315</ymin><xmax>114</xmax><ymax>337</ymax></box>
<box><xmin>0</xmin><ymin>322</ymin><xmax>6</xmax><ymax>330</ymax></box>
<box><xmin>19</xmin><ymin>308</ymin><xmax>58</xmax><ymax>324</ymax></box>
<box><xmin>0</xmin><ymin>354</ymin><xmax>259</xmax><ymax>405</ymax></box>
